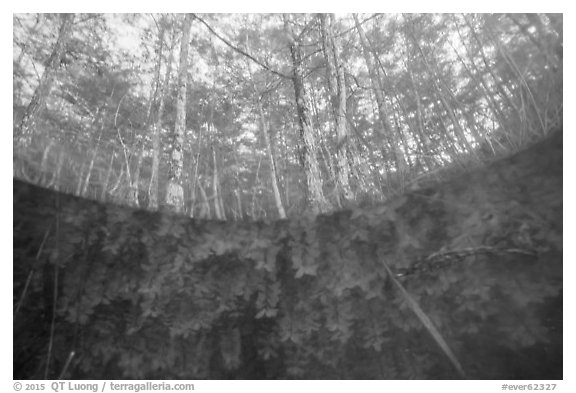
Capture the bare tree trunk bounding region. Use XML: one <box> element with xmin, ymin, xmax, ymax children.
<box><xmin>75</xmin><ymin>162</ymin><xmax>86</xmax><ymax>196</ymax></box>
<box><xmin>39</xmin><ymin>139</ymin><xmax>54</xmax><ymax>185</ymax></box>
<box><xmin>81</xmin><ymin>122</ymin><xmax>105</xmax><ymax>197</ymax></box>
<box><xmin>197</xmin><ymin>181</ymin><xmax>212</xmax><ymax>219</ymax></box>
<box><xmin>166</xmin><ymin>13</ymin><xmax>193</xmax><ymax>213</ymax></box>
<box><xmin>145</xmin><ymin>17</ymin><xmax>165</xmax><ymax>125</ymax></box>
<box><xmin>109</xmin><ymin>163</ymin><xmax>125</xmax><ymax>201</ymax></box>
<box><xmin>149</xmin><ymin>17</ymin><xmax>176</xmax><ymax>210</ymax></box>
<box><xmin>146</xmin><ymin>17</ymin><xmax>166</xmax><ymax>209</ymax></box>
<box><xmin>279</xmin><ymin>125</ymin><xmax>292</xmax><ymax>209</ymax></box>
<box><xmin>284</xmin><ymin>15</ymin><xmax>331</xmax><ymax>214</ymax></box>
<box><xmin>189</xmin><ymin>126</ymin><xmax>204</xmax><ymax>218</ymax></box>
<box><xmin>53</xmin><ymin>151</ymin><xmax>65</xmax><ymax>192</ymax></box>
<box><xmin>16</xmin><ymin>13</ymin><xmax>74</xmax><ymax>148</ymax></box>
<box><xmin>233</xmin><ymin>190</ymin><xmax>242</xmax><ymax>220</ymax></box>
<box><xmin>250</xmin><ymin>157</ymin><xmax>263</xmax><ymax>220</ymax></box>
<box><xmin>101</xmin><ymin>152</ymin><xmax>115</xmax><ymax>201</ymax></box>
<box><xmin>129</xmin><ymin>145</ymin><xmax>145</xmax><ymax>207</ymax></box>
<box><xmin>256</xmin><ymin>97</ymin><xmax>287</xmax><ymax>219</ymax></box>
<box><xmin>319</xmin><ymin>13</ymin><xmax>354</xmax><ymax>203</ymax></box>
<box><xmin>212</xmin><ymin>147</ymin><xmax>225</xmax><ymax>220</ymax></box>
<box><xmin>243</xmin><ymin>32</ymin><xmax>288</xmax><ymax>219</ymax></box>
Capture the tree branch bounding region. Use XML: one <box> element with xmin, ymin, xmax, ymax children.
<box><xmin>193</xmin><ymin>14</ymin><xmax>291</xmax><ymax>80</ymax></box>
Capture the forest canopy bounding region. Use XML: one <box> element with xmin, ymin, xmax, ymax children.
<box><xmin>13</xmin><ymin>13</ymin><xmax>563</xmax><ymax>218</ymax></box>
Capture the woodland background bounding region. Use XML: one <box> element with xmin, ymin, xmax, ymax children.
<box><xmin>13</xmin><ymin>13</ymin><xmax>562</xmax><ymax>217</ymax></box>
<box><xmin>13</xmin><ymin>13</ymin><xmax>562</xmax><ymax>380</ymax></box>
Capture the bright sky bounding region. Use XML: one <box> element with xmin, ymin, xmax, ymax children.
<box><xmin>108</xmin><ymin>14</ymin><xmax>147</xmax><ymax>57</ymax></box>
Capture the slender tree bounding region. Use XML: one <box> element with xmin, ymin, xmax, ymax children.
<box><xmin>319</xmin><ymin>13</ymin><xmax>354</xmax><ymax>202</ymax></box>
<box><xmin>284</xmin><ymin>15</ymin><xmax>331</xmax><ymax>214</ymax></box>
<box><xmin>257</xmin><ymin>96</ymin><xmax>287</xmax><ymax>219</ymax></box>
<box><xmin>149</xmin><ymin>16</ymin><xmax>176</xmax><ymax>210</ymax></box>
<box><xmin>16</xmin><ymin>13</ymin><xmax>74</xmax><ymax>148</ymax></box>
<box><xmin>243</xmin><ymin>31</ymin><xmax>288</xmax><ymax>219</ymax></box>
<box><xmin>166</xmin><ymin>13</ymin><xmax>193</xmax><ymax>213</ymax></box>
